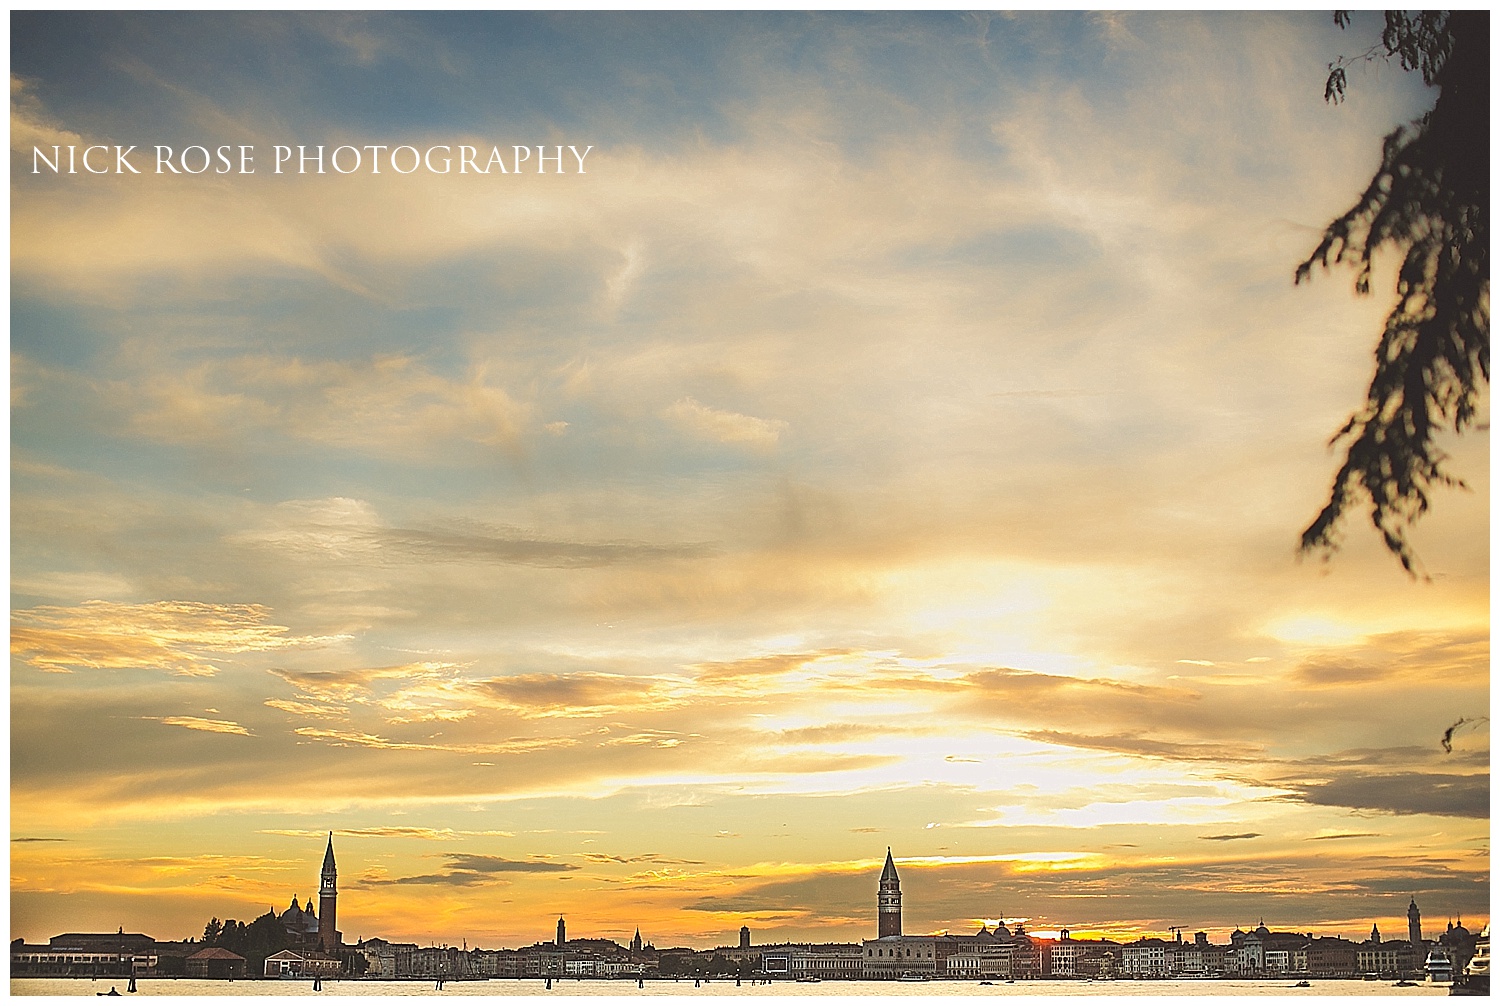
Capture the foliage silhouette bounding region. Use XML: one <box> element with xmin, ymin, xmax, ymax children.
<box><xmin>1296</xmin><ymin>11</ymin><xmax>1489</xmax><ymax>575</ymax></box>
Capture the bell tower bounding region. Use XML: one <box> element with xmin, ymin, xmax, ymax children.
<box><xmin>318</xmin><ymin>833</ymin><xmax>339</xmax><ymax>952</ymax></box>
<box><xmin>878</xmin><ymin>848</ymin><xmax>902</xmax><ymax>937</ymax></box>
<box><xmin>1408</xmin><ymin>897</ymin><xmax>1423</xmax><ymax>946</ymax></box>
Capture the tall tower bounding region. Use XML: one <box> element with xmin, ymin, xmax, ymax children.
<box><xmin>1409</xmin><ymin>898</ymin><xmax>1423</xmax><ymax>946</ymax></box>
<box><xmin>878</xmin><ymin>848</ymin><xmax>902</xmax><ymax>937</ymax></box>
<box><xmin>739</xmin><ymin>925</ymin><xmax>751</xmax><ymax>949</ymax></box>
<box><xmin>556</xmin><ymin>916</ymin><xmax>566</xmax><ymax>947</ymax></box>
<box><xmin>631</xmin><ymin>928</ymin><xmax>642</xmax><ymax>953</ymax></box>
<box><xmin>318</xmin><ymin>833</ymin><xmax>339</xmax><ymax>953</ymax></box>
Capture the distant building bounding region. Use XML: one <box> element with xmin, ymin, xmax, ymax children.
<box><xmin>11</xmin><ymin>930</ymin><xmax>157</xmax><ymax>977</ymax></box>
<box><xmin>556</xmin><ymin>916</ymin><xmax>566</xmax><ymax>948</ymax></box>
<box><xmin>185</xmin><ymin>946</ymin><xmax>247</xmax><ymax>979</ymax></box>
<box><xmin>264</xmin><ymin>948</ymin><xmax>341</xmax><ymax>978</ymax></box>
<box><xmin>862</xmin><ymin>935</ymin><xmax>954</xmax><ymax>978</ymax></box>
<box><xmin>1409</xmin><ymin>897</ymin><xmax>1424</xmax><ymax>946</ymax></box>
<box><xmin>739</xmin><ymin>925</ymin><xmax>751</xmax><ymax>949</ymax></box>
<box><xmin>278</xmin><ymin>895</ymin><xmax>319</xmax><ymax>938</ymax></box>
<box><xmin>758</xmin><ymin>943</ymin><xmax>862</xmax><ymax>979</ymax></box>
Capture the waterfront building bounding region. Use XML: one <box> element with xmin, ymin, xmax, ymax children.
<box><xmin>352</xmin><ymin>936</ymin><xmax>418</xmax><ymax>978</ymax></box>
<box><xmin>861</xmin><ymin>935</ymin><xmax>956</xmax><ymax>978</ymax></box>
<box><xmin>185</xmin><ymin>947</ymin><xmax>247</xmax><ymax>979</ymax></box>
<box><xmin>1121</xmin><ymin>937</ymin><xmax>1169</xmax><ymax>977</ymax></box>
<box><xmin>10</xmin><ymin>930</ymin><xmax>157</xmax><ymax>978</ymax></box>
<box><xmin>758</xmin><ymin>943</ymin><xmax>863</xmax><ymax>979</ymax></box>
<box><xmin>263</xmin><ymin>948</ymin><xmax>341</xmax><ymax>978</ymax></box>
<box><xmin>944</xmin><ymin>941</ymin><xmax>1012</xmax><ymax>978</ymax></box>
<box><xmin>1304</xmin><ymin>936</ymin><xmax>1358</xmax><ymax>977</ymax></box>
<box><xmin>1356</xmin><ymin>940</ymin><xmax>1401</xmax><ymax>976</ymax></box>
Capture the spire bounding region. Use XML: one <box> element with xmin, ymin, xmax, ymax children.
<box><xmin>322</xmin><ymin>832</ymin><xmax>337</xmax><ymax>874</ymax></box>
<box><xmin>880</xmin><ymin>847</ymin><xmax>899</xmax><ymax>884</ymax></box>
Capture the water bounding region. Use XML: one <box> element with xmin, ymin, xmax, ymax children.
<box><xmin>10</xmin><ymin>977</ymin><xmax>1450</xmax><ymax>998</ymax></box>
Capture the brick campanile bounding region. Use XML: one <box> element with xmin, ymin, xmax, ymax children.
<box><xmin>318</xmin><ymin>833</ymin><xmax>339</xmax><ymax>952</ymax></box>
<box><xmin>878</xmin><ymin>848</ymin><xmax>902</xmax><ymax>937</ymax></box>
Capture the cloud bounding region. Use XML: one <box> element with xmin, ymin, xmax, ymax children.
<box><xmin>237</xmin><ymin>498</ymin><xmax>712</xmax><ymax>568</ymax></box>
<box><xmin>470</xmin><ymin>672</ymin><xmax>685</xmax><ymax>718</ymax></box>
<box><xmin>124</xmin><ymin>354</ymin><xmax>530</xmax><ymax>457</ymax></box>
<box><xmin>156</xmin><ymin>715</ymin><xmax>253</xmax><ymax>736</ymax></box>
<box><xmin>1016</xmin><ymin>729</ymin><xmax>1265</xmax><ymax>764</ymax></box>
<box><xmin>363</xmin><ymin>853</ymin><xmax>578</xmax><ymax>886</ymax></box>
<box><xmin>263</xmin><ymin>698</ymin><xmax>350</xmax><ymax>719</ymax></box>
<box><xmin>579</xmin><ymin>853</ymin><xmax>705</xmax><ymax>865</ymax></box>
<box><xmin>662</xmin><ymin>397</ymin><xmax>787</xmax><ymax>450</ymax></box>
<box><xmin>1199</xmin><ymin>832</ymin><xmax>1260</xmax><ymax>842</ymax></box>
<box><xmin>11</xmin><ymin>600</ymin><xmax>340</xmax><ymax>676</ymax></box>
<box><xmin>692</xmin><ymin>650</ymin><xmax>848</xmax><ymax>684</ymax></box>
<box><xmin>10</xmin><ymin>75</ymin><xmax>83</xmax><ymax>152</ymax></box>
<box><xmin>1275</xmin><ymin>771</ymin><xmax>1490</xmax><ymax>819</ymax></box>
<box><xmin>268</xmin><ymin>662</ymin><xmax>455</xmax><ymax>702</ymax></box>
<box><xmin>259</xmin><ymin>827</ymin><xmax>514</xmax><ymax>840</ymax></box>
<box><xmin>291</xmin><ymin>726</ymin><xmax>575</xmax><ymax>756</ymax></box>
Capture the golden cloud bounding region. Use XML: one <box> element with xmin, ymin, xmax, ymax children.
<box><xmin>292</xmin><ymin>726</ymin><xmax>576</xmax><ymax>756</ymax></box>
<box><xmin>11</xmin><ymin>600</ymin><xmax>341</xmax><ymax>676</ymax></box>
<box><xmin>467</xmin><ymin>672</ymin><xmax>686</xmax><ymax>718</ymax></box>
<box><xmin>156</xmin><ymin>715</ymin><xmax>253</xmax><ymax>736</ymax></box>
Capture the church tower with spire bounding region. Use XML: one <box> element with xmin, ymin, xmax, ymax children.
<box><xmin>1409</xmin><ymin>897</ymin><xmax>1423</xmax><ymax>946</ymax></box>
<box><xmin>878</xmin><ymin>848</ymin><xmax>902</xmax><ymax>937</ymax></box>
<box><xmin>318</xmin><ymin>833</ymin><xmax>340</xmax><ymax>953</ymax></box>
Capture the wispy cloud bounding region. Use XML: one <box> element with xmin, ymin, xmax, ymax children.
<box><xmin>156</xmin><ymin>715</ymin><xmax>254</xmax><ymax>736</ymax></box>
<box><xmin>662</xmin><ymin>397</ymin><xmax>788</xmax><ymax>450</ymax></box>
<box><xmin>363</xmin><ymin>853</ymin><xmax>578</xmax><ymax>886</ymax></box>
<box><xmin>12</xmin><ymin>600</ymin><xmax>340</xmax><ymax>676</ymax></box>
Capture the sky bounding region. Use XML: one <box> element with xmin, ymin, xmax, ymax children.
<box><xmin>9</xmin><ymin>12</ymin><xmax>1489</xmax><ymax>951</ymax></box>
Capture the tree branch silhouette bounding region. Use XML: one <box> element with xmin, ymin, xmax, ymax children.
<box><xmin>1296</xmin><ymin>10</ymin><xmax>1489</xmax><ymax>575</ymax></box>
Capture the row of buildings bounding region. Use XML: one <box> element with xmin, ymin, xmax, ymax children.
<box><xmin>11</xmin><ymin>841</ymin><xmax>1484</xmax><ymax>982</ymax></box>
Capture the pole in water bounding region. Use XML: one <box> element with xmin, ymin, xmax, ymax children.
<box><xmin>127</xmin><ymin>975</ymin><xmax>137</xmax><ymax>993</ymax></box>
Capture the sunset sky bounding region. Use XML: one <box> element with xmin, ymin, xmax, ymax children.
<box><xmin>10</xmin><ymin>12</ymin><xmax>1488</xmax><ymax>950</ymax></box>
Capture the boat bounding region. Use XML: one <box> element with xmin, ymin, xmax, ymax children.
<box><xmin>1426</xmin><ymin>948</ymin><xmax>1455</xmax><ymax>985</ymax></box>
<box><xmin>1451</xmin><ymin>926</ymin><xmax>1489</xmax><ymax>996</ymax></box>
<box><xmin>794</xmin><ymin>976</ymin><xmax>822</xmax><ymax>983</ymax></box>
<box><xmin>897</xmin><ymin>973</ymin><xmax>930</xmax><ymax>982</ymax></box>
<box><xmin>1292</xmin><ymin>980</ymin><xmax>1310</xmax><ymax>987</ymax></box>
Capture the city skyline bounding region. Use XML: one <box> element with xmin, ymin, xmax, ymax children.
<box><xmin>13</xmin><ymin>834</ymin><xmax>1480</xmax><ymax>952</ymax></box>
<box><xmin>10</xmin><ymin>12</ymin><xmax>1488</xmax><ymax>952</ymax></box>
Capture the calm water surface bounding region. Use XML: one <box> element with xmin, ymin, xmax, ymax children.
<box><xmin>11</xmin><ymin>977</ymin><xmax>1450</xmax><ymax>999</ymax></box>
